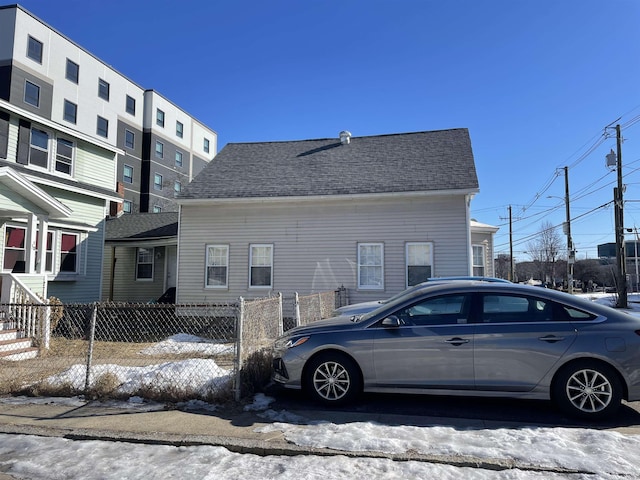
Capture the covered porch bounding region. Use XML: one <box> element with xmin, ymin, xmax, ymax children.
<box><xmin>0</xmin><ymin>167</ymin><xmax>72</xmax><ymax>358</ymax></box>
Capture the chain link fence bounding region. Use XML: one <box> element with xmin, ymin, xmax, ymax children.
<box><xmin>0</xmin><ymin>290</ymin><xmax>337</xmax><ymax>404</ymax></box>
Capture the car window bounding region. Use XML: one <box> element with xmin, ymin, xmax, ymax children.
<box><xmin>394</xmin><ymin>294</ymin><xmax>469</xmax><ymax>326</ymax></box>
<box><xmin>557</xmin><ymin>304</ymin><xmax>597</xmax><ymax>321</ymax></box>
<box><xmin>480</xmin><ymin>294</ymin><xmax>553</xmax><ymax>323</ymax></box>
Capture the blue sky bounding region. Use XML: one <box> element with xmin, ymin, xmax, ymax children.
<box><xmin>14</xmin><ymin>0</ymin><xmax>640</xmax><ymax>260</ymax></box>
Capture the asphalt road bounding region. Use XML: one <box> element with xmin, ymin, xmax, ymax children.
<box><xmin>267</xmin><ymin>385</ymin><xmax>640</xmax><ymax>429</ymax></box>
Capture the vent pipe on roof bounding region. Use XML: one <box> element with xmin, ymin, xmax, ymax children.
<box><xmin>339</xmin><ymin>130</ymin><xmax>352</xmax><ymax>145</ymax></box>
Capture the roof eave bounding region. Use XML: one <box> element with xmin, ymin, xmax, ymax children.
<box><xmin>177</xmin><ymin>188</ymin><xmax>480</xmax><ymax>206</ymax></box>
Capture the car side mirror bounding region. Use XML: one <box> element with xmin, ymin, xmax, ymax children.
<box><xmin>382</xmin><ymin>315</ymin><xmax>402</xmax><ymax>328</ymax></box>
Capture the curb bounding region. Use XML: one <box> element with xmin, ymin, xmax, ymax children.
<box><xmin>0</xmin><ymin>423</ymin><xmax>594</xmax><ymax>476</ymax></box>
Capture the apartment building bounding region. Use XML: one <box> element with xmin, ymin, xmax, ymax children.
<box><xmin>0</xmin><ymin>4</ymin><xmax>217</xmax><ymax>216</ymax></box>
<box><xmin>0</xmin><ymin>4</ymin><xmax>216</xmax><ymax>303</ymax></box>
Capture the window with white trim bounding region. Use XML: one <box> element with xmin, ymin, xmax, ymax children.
<box><xmin>3</xmin><ymin>226</ymin><xmax>26</xmax><ymax>271</ymax></box>
<box><xmin>55</xmin><ymin>138</ymin><xmax>74</xmax><ymax>175</ymax></box>
<box><xmin>136</xmin><ymin>247</ymin><xmax>154</xmax><ymax>280</ymax></box>
<box><xmin>249</xmin><ymin>244</ymin><xmax>273</xmax><ymax>287</ymax></box>
<box><xmin>406</xmin><ymin>242</ymin><xmax>433</xmax><ymax>287</ymax></box>
<box><xmin>358</xmin><ymin>243</ymin><xmax>384</xmax><ymax>289</ymax></box>
<box><xmin>35</xmin><ymin>230</ymin><xmax>54</xmax><ymax>272</ymax></box>
<box><xmin>4</xmin><ymin>226</ymin><xmax>74</xmax><ymax>274</ymax></box>
<box><xmin>60</xmin><ymin>233</ymin><xmax>78</xmax><ymax>273</ymax></box>
<box><xmin>472</xmin><ymin>244</ymin><xmax>486</xmax><ymax>276</ymax></box>
<box><xmin>25</xmin><ymin>127</ymin><xmax>75</xmax><ymax>174</ymax></box>
<box><xmin>123</xmin><ymin>200</ymin><xmax>132</xmax><ymax>213</ymax></box>
<box><xmin>205</xmin><ymin>245</ymin><xmax>229</xmax><ymax>287</ymax></box>
<box><xmin>29</xmin><ymin>128</ymin><xmax>49</xmax><ymax>168</ymax></box>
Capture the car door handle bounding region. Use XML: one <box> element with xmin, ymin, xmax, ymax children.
<box><xmin>445</xmin><ymin>337</ymin><xmax>470</xmax><ymax>346</ymax></box>
<box><xmin>538</xmin><ymin>335</ymin><xmax>565</xmax><ymax>343</ymax></box>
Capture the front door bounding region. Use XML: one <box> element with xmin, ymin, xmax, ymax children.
<box><xmin>165</xmin><ymin>245</ymin><xmax>177</xmax><ymax>289</ymax></box>
<box><xmin>372</xmin><ymin>293</ymin><xmax>475</xmax><ymax>389</ymax></box>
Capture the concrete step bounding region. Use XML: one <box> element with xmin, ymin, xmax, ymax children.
<box><xmin>0</xmin><ymin>329</ymin><xmax>20</xmax><ymax>342</ymax></box>
<box><xmin>0</xmin><ymin>337</ymin><xmax>33</xmax><ymax>355</ymax></box>
<box><xmin>0</xmin><ymin>346</ymin><xmax>38</xmax><ymax>361</ymax></box>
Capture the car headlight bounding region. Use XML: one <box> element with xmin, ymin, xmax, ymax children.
<box><xmin>285</xmin><ymin>336</ymin><xmax>310</xmax><ymax>349</ymax></box>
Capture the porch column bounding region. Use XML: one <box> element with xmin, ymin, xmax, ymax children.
<box><xmin>36</xmin><ymin>216</ymin><xmax>49</xmax><ymax>274</ymax></box>
<box><xmin>25</xmin><ymin>213</ymin><xmax>37</xmax><ymax>273</ymax></box>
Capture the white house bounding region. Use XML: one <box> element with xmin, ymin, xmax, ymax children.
<box><xmin>175</xmin><ymin>129</ymin><xmax>488</xmax><ymax>305</ymax></box>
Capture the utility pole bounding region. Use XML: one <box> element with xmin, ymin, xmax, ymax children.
<box><xmin>563</xmin><ymin>166</ymin><xmax>574</xmax><ymax>294</ymax></box>
<box><xmin>509</xmin><ymin>205</ymin><xmax>515</xmax><ymax>282</ymax></box>
<box><xmin>611</xmin><ymin>124</ymin><xmax>627</xmax><ymax>308</ymax></box>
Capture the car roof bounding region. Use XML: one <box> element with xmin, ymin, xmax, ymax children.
<box><xmin>373</xmin><ymin>280</ymin><xmax>625</xmax><ymax>319</ymax></box>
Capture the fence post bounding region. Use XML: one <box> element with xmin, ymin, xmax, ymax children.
<box><xmin>278</xmin><ymin>292</ymin><xmax>283</xmax><ymax>336</ymax></box>
<box><xmin>294</xmin><ymin>292</ymin><xmax>300</xmax><ymax>327</ymax></box>
<box><xmin>234</xmin><ymin>297</ymin><xmax>244</xmax><ymax>402</ymax></box>
<box><xmin>42</xmin><ymin>301</ymin><xmax>51</xmax><ymax>350</ymax></box>
<box><xmin>84</xmin><ymin>303</ymin><xmax>97</xmax><ymax>394</ymax></box>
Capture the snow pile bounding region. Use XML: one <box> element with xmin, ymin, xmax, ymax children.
<box><xmin>139</xmin><ymin>333</ymin><xmax>235</xmax><ymax>356</ymax></box>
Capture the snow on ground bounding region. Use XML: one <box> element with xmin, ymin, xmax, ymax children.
<box><xmin>43</xmin><ymin>334</ymin><xmax>234</xmax><ymax>396</ymax></box>
<box><xmin>0</xmin><ymin>394</ymin><xmax>639</xmax><ymax>479</ymax></box>
<box><xmin>139</xmin><ymin>333</ymin><xmax>235</xmax><ymax>356</ymax></box>
<box><xmin>0</xmin><ymin>293</ymin><xmax>638</xmax><ymax>478</ymax></box>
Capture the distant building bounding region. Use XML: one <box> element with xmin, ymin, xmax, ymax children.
<box><xmin>0</xmin><ymin>4</ymin><xmax>217</xmax><ymax>303</ymax></box>
<box><xmin>0</xmin><ymin>4</ymin><xmax>217</xmax><ymax>217</ymax></box>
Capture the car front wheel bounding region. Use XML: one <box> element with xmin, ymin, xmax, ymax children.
<box><xmin>305</xmin><ymin>353</ymin><xmax>361</xmax><ymax>405</ymax></box>
<box><xmin>553</xmin><ymin>361</ymin><xmax>623</xmax><ymax>419</ymax></box>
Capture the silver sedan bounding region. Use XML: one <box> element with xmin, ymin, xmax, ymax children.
<box><xmin>272</xmin><ymin>281</ymin><xmax>640</xmax><ymax>419</ymax></box>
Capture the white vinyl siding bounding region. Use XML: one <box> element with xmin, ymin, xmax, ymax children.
<box><xmin>177</xmin><ymin>195</ymin><xmax>470</xmax><ymax>304</ymax></box>
<box><xmin>101</xmin><ymin>246</ymin><xmax>169</xmax><ymax>302</ymax></box>
<box><xmin>71</xmin><ymin>141</ymin><xmax>117</xmax><ymax>190</ymax></box>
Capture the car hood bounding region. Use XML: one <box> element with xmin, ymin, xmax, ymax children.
<box><xmin>334</xmin><ymin>300</ymin><xmax>384</xmax><ymax>316</ymax></box>
<box><xmin>284</xmin><ymin>315</ymin><xmax>364</xmax><ymax>337</ymax></box>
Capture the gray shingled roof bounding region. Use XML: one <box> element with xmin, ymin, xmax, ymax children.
<box><xmin>105</xmin><ymin>212</ymin><xmax>178</xmax><ymax>241</ymax></box>
<box><xmin>178</xmin><ymin>129</ymin><xmax>478</xmax><ymax>200</ymax></box>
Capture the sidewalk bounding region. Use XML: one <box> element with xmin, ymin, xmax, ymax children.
<box><xmin>1</xmin><ymin>397</ymin><xmax>639</xmax><ymax>477</ymax></box>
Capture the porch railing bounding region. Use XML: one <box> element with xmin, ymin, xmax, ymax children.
<box><xmin>0</xmin><ymin>273</ymin><xmax>50</xmax><ymax>349</ymax></box>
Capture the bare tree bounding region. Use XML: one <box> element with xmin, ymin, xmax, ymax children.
<box><xmin>526</xmin><ymin>221</ymin><xmax>565</xmax><ymax>285</ymax></box>
<box><xmin>494</xmin><ymin>254</ymin><xmax>512</xmax><ymax>280</ymax></box>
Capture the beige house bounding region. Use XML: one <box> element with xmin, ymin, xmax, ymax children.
<box><xmin>174</xmin><ymin>128</ymin><xmax>492</xmax><ymax>305</ymax></box>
